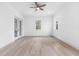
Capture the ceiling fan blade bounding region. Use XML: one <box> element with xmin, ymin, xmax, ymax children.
<box><xmin>30</xmin><ymin>7</ymin><xmax>36</xmax><ymax>8</ymax></box>
<box><xmin>35</xmin><ymin>2</ymin><xmax>38</xmax><ymax>7</ymax></box>
<box><xmin>39</xmin><ymin>7</ymin><xmax>44</xmax><ymax>11</ymax></box>
<box><xmin>39</xmin><ymin>4</ymin><xmax>46</xmax><ymax>7</ymax></box>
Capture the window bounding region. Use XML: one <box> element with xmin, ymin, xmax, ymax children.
<box><xmin>56</xmin><ymin>21</ymin><xmax>58</xmax><ymax>30</ymax></box>
<box><xmin>14</xmin><ymin>18</ymin><xmax>18</xmax><ymax>37</ymax></box>
<box><xmin>14</xmin><ymin>17</ymin><xmax>22</xmax><ymax>37</ymax></box>
<box><xmin>19</xmin><ymin>20</ymin><xmax>22</xmax><ymax>36</ymax></box>
<box><xmin>36</xmin><ymin>20</ymin><xmax>41</xmax><ymax>30</ymax></box>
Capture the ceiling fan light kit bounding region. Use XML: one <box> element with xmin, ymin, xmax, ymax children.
<box><xmin>36</xmin><ymin>7</ymin><xmax>40</xmax><ymax>10</ymax></box>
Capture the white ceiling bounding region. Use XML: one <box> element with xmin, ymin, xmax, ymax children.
<box><xmin>10</xmin><ymin>2</ymin><xmax>77</xmax><ymax>16</ymax></box>
<box><xmin>9</xmin><ymin>2</ymin><xmax>63</xmax><ymax>16</ymax></box>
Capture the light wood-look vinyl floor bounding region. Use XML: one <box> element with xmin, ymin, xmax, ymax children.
<box><xmin>0</xmin><ymin>36</ymin><xmax>79</xmax><ymax>56</ymax></box>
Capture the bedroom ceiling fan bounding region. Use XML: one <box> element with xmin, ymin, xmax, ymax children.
<box><xmin>30</xmin><ymin>2</ymin><xmax>46</xmax><ymax>11</ymax></box>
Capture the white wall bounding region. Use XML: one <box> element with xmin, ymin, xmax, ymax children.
<box><xmin>0</xmin><ymin>3</ymin><xmax>22</xmax><ymax>48</ymax></box>
<box><xmin>23</xmin><ymin>15</ymin><xmax>53</xmax><ymax>36</ymax></box>
<box><xmin>52</xmin><ymin>2</ymin><xmax>79</xmax><ymax>48</ymax></box>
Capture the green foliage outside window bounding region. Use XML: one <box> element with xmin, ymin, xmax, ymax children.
<box><xmin>36</xmin><ymin>20</ymin><xmax>41</xmax><ymax>30</ymax></box>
